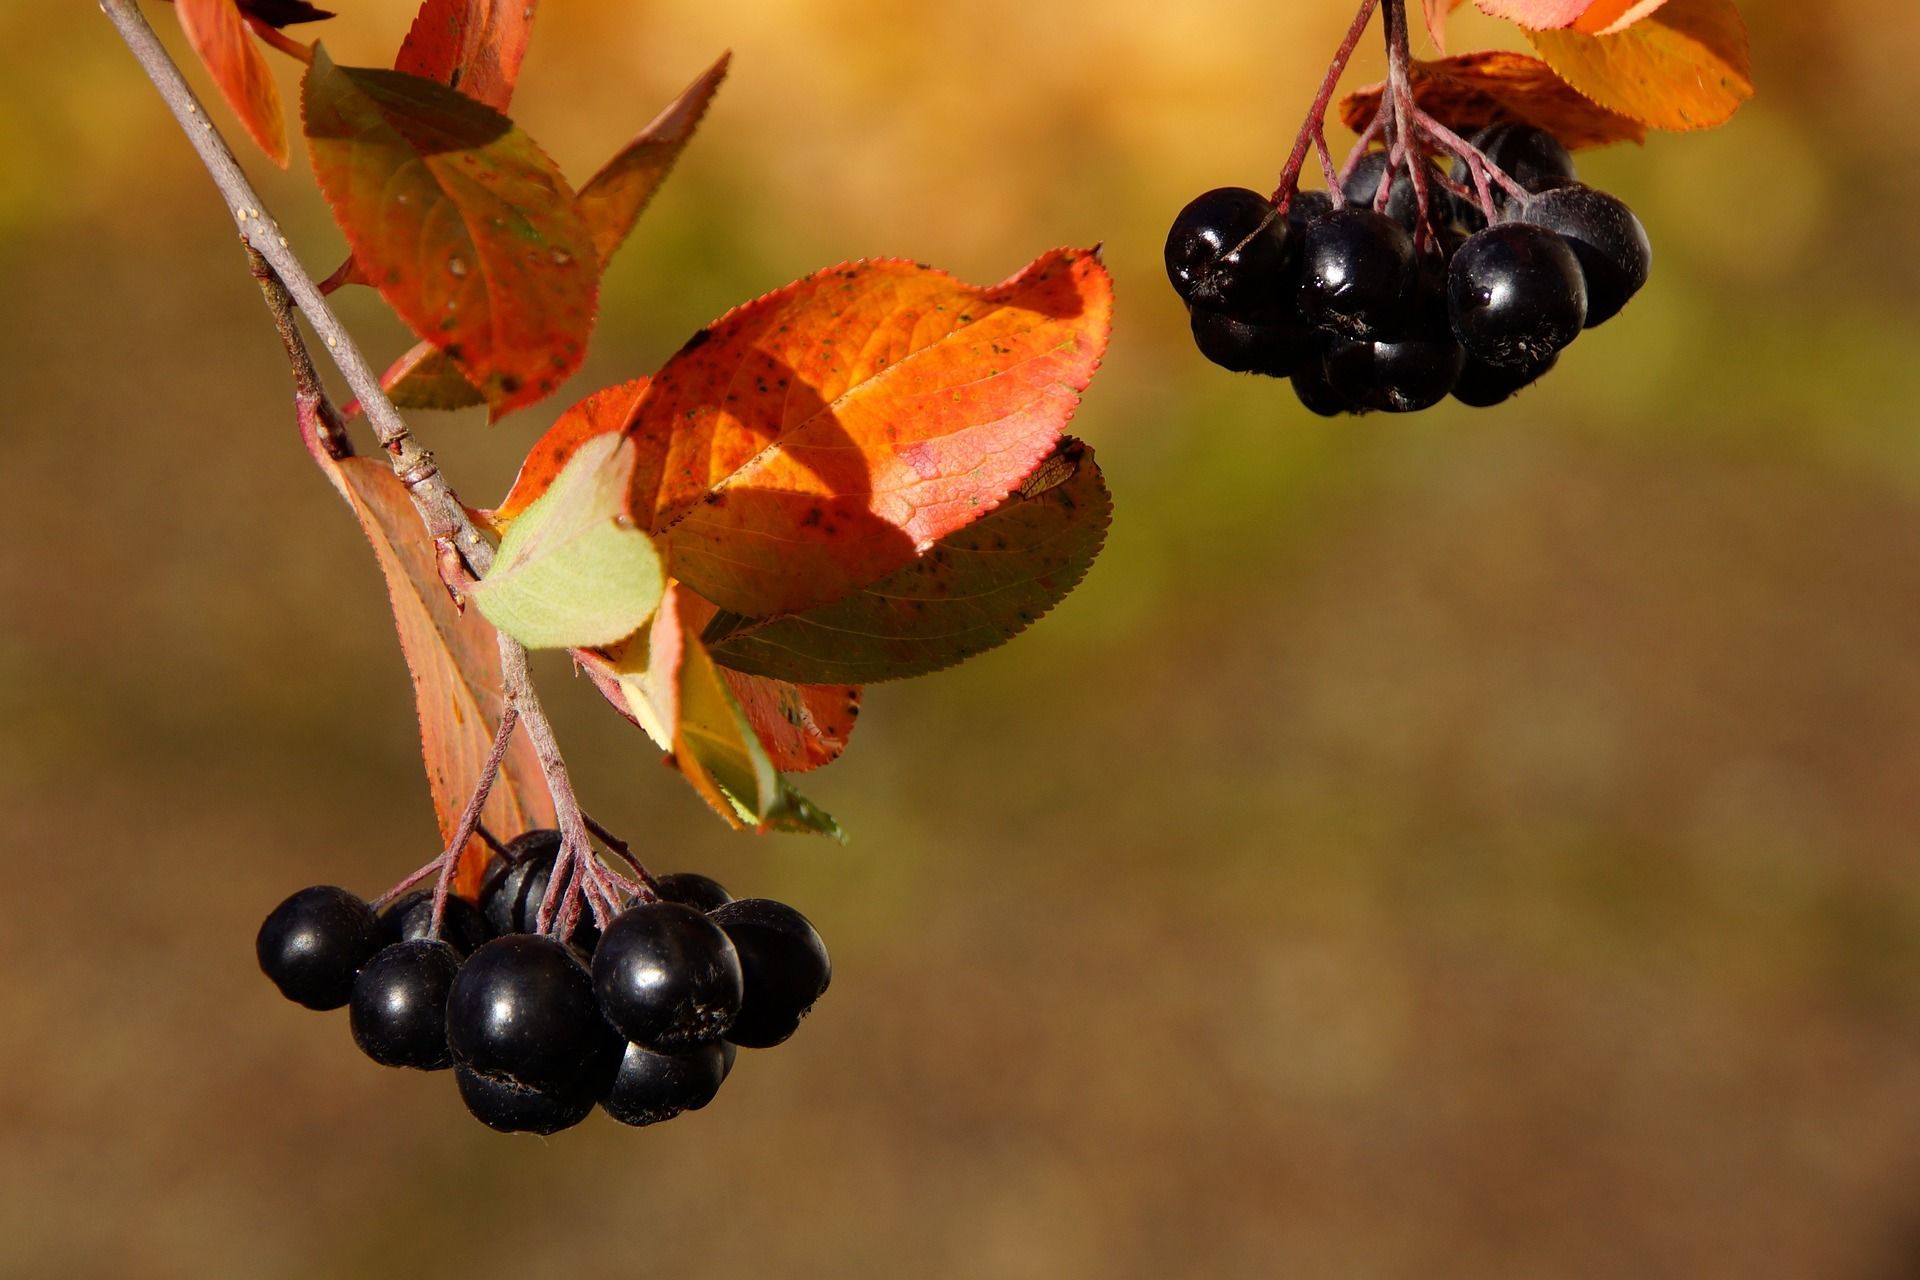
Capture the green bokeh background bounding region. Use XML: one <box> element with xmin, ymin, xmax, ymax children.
<box><xmin>4</xmin><ymin>3</ymin><xmax>1919</xmax><ymax>1276</ymax></box>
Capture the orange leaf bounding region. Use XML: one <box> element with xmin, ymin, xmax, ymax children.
<box><xmin>238</xmin><ymin>0</ymin><xmax>334</xmax><ymax>27</ymax></box>
<box><xmin>721</xmin><ymin>674</ymin><xmax>859</xmax><ymax>774</ymax></box>
<box><xmin>577</xmin><ymin>52</ymin><xmax>731</xmax><ymax>267</ymax></box>
<box><xmin>176</xmin><ymin>0</ymin><xmax>289</xmax><ymax>167</ymax></box>
<box><xmin>1474</xmin><ymin>0</ymin><xmax>1596</xmax><ymax>27</ymax></box>
<box><xmin>624</xmin><ymin>248</ymin><xmax>1113</xmax><ymax>619</ymax></box>
<box><xmin>491</xmin><ymin>377</ymin><xmax>649</xmax><ymax>527</ymax></box>
<box><xmin>1339</xmin><ymin>50</ymin><xmax>1647</xmax><ymax>150</ymax></box>
<box><xmin>302</xmin><ymin>47</ymin><xmax>598</xmax><ymax>419</ymax></box>
<box><xmin>297</xmin><ymin>415</ymin><xmax>554</xmax><ymax>895</ymax></box>
<box><xmin>393</xmin><ymin>0</ymin><xmax>536</xmax><ymax>112</ymax></box>
<box><xmin>1527</xmin><ymin>0</ymin><xmax>1752</xmax><ymax>130</ymax></box>
<box><xmin>1572</xmin><ymin>0</ymin><xmax>1672</xmax><ymax>34</ymax></box>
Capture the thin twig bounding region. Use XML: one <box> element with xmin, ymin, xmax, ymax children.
<box><xmin>428</xmin><ymin>704</ymin><xmax>521</xmax><ymax>933</ymax></box>
<box><xmin>1270</xmin><ymin>0</ymin><xmax>1381</xmax><ymax>210</ymax></box>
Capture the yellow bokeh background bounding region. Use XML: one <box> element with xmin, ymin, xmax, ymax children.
<box><xmin>4</xmin><ymin>2</ymin><xmax>1920</xmax><ymax>1276</ymax></box>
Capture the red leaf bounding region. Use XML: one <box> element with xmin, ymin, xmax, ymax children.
<box><xmin>705</xmin><ymin>438</ymin><xmax>1111</xmax><ymax>684</ymax></box>
<box><xmin>721</xmin><ymin>674</ymin><xmax>859</xmax><ymax>774</ymax></box>
<box><xmin>302</xmin><ymin>47</ymin><xmax>598</xmax><ymax>419</ymax></box>
<box><xmin>1339</xmin><ymin>50</ymin><xmax>1648</xmax><ymax>150</ymax></box>
<box><xmin>1422</xmin><ymin>0</ymin><xmax>1470</xmax><ymax>51</ymax></box>
<box><xmin>491</xmin><ymin>377</ymin><xmax>648</xmax><ymax>527</ymax></box>
<box><xmin>628</xmin><ymin>249</ymin><xmax>1112</xmax><ymax>619</ymax></box>
<box><xmin>576</xmin><ymin>52</ymin><xmax>731</xmax><ymax>266</ymax></box>
<box><xmin>176</xmin><ymin>0</ymin><xmax>289</xmax><ymax>167</ymax></box>
<box><xmin>297</xmin><ymin>414</ymin><xmax>554</xmax><ymax>895</ymax></box>
<box><xmin>1572</xmin><ymin>0</ymin><xmax>1673</xmax><ymax>33</ymax></box>
<box><xmin>1474</xmin><ymin>0</ymin><xmax>1597</xmax><ymax>27</ymax></box>
<box><xmin>393</xmin><ymin>0</ymin><xmax>537</xmax><ymax>112</ymax></box>
<box><xmin>1527</xmin><ymin>0</ymin><xmax>1752</xmax><ymax>131</ymax></box>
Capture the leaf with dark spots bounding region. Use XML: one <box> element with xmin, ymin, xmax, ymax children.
<box><xmin>393</xmin><ymin>0</ymin><xmax>537</xmax><ymax>112</ymax></box>
<box><xmin>176</xmin><ymin>0</ymin><xmax>289</xmax><ymax>167</ymax></box>
<box><xmin>705</xmin><ymin>439</ymin><xmax>1111</xmax><ymax>684</ymax></box>
<box><xmin>379</xmin><ymin>340</ymin><xmax>487</xmax><ymax>412</ymax></box>
<box><xmin>623</xmin><ymin>249</ymin><xmax>1112</xmax><ymax>619</ymax></box>
<box><xmin>575</xmin><ymin>52</ymin><xmax>730</xmax><ymax>266</ymax></box>
<box><xmin>302</xmin><ymin>46</ymin><xmax>598</xmax><ymax>419</ymax></box>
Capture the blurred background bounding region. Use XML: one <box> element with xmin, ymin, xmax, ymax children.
<box><xmin>4</xmin><ymin>1</ymin><xmax>1919</xmax><ymax>1276</ymax></box>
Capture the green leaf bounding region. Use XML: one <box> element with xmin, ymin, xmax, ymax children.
<box><xmin>705</xmin><ymin>439</ymin><xmax>1110</xmax><ymax>683</ymax></box>
<box><xmin>471</xmin><ymin>433</ymin><xmax>664</xmax><ymax>649</ymax></box>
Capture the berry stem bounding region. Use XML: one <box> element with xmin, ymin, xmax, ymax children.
<box><xmin>427</xmin><ymin>703</ymin><xmax>521</xmax><ymax>935</ymax></box>
<box><xmin>1269</xmin><ymin>0</ymin><xmax>1380</xmax><ymax>211</ymax></box>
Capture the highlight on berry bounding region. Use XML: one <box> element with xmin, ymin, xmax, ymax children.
<box><xmin>255</xmin><ymin>829</ymin><xmax>830</xmax><ymax>1136</ymax></box>
<box><xmin>1165</xmin><ymin>2</ymin><xmax>1662</xmax><ymax>417</ymax></box>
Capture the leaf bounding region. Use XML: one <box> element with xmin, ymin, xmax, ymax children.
<box><xmin>1339</xmin><ymin>50</ymin><xmax>1648</xmax><ymax>150</ymax></box>
<box><xmin>471</xmin><ymin>433</ymin><xmax>664</xmax><ymax>650</ymax></box>
<box><xmin>627</xmin><ymin>248</ymin><xmax>1112</xmax><ymax>620</ymax></box>
<box><xmin>720</xmin><ymin>673</ymin><xmax>859</xmax><ymax>774</ymax></box>
<box><xmin>491</xmin><ymin>377</ymin><xmax>649</xmax><ymax>528</ymax></box>
<box><xmin>1572</xmin><ymin>0</ymin><xmax>1673</xmax><ymax>34</ymax></box>
<box><xmin>705</xmin><ymin>437</ymin><xmax>1110</xmax><ymax>684</ymax></box>
<box><xmin>1474</xmin><ymin>0</ymin><xmax>1597</xmax><ymax>27</ymax></box>
<box><xmin>605</xmin><ymin>587</ymin><xmax>843</xmax><ymax>837</ymax></box>
<box><xmin>393</xmin><ymin>0</ymin><xmax>537</xmax><ymax>112</ymax></box>
<box><xmin>176</xmin><ymin>0</ymin><xmax>290</xmax><ymax>167</ymax></box>
<box><xmin>296</xmin><ymin>411</ymin><xmax>554</xmax><ymax>895</ymax></box>
<box><xmin>380</xmin><ymin>340</ymin><xmax>487</xmax><ymax>412</ymax></box>
<box><xmin>576</xmin><ymin>52</ymin><xmax>731</xmax><ymax>267</ymax></box>
<box><xmin>302</xmin><ymin>47</ymin><xmax>598</xmax><ymax>418</ymax></box>
<box><xmin>1422</xmin><ymin>0</ymin><xmax>1471</xmax><ymax>51</ymax></box>
<box><xmin>238</xmin><ymin>0</ymin><xmax>334</xmax><ymax>26</ymax></box>
<box><xmin>1527</xmin><ymin>0</ymin><xmax>1752</xmax><ymax>131</ymax></box>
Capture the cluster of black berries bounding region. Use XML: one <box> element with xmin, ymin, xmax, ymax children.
<box><xmin>255</xmin><ymin>829</ymin><xmax>831</xmax><ymax>1135</ymax></box>
<box><xmin>1165</xmin><ymin>124</ymin><xmax>1651</xmax><ymax>413</ymax></box>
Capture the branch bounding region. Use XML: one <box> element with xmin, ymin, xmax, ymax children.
<box><xmin>98</xmin><ymin>0</ymin><xmax>492</xmax><ymax>577</ymax></box>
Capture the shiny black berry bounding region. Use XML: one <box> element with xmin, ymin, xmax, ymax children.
<box><xmin>1323</xmin><ymin>328</ymin><xmax>1465</xmax><ymax>414</ymax></box>
<box><xmin>592</xmin><ymin>902</ymin><xmax>744</xmax><ymax>1049</ymax></box>
<box><xmin>1447</xmin><ymin>223</ymin><xmax>1587</xmax><ymax>368</ymax></box>
<box><xmin>455</xmin><ymin>1065</ymin><xmax>597</xmax><ymax>1135</ymax></box>
<box><xmin>709</xmin><ymin>899</ymin><xmax>832</xmax><ymax>1049</ymax></box>
<box><xmin>653</xmin><ymin>872</ymin><xmax>733</xmax><ymax>914</ymax></box>
<box><xmin>1297</xmin><ymin>208</ymin><xmax>1416</xmax><ymax>340</ymax></box>
<box><xmin>378</xmin><ymin>889</ymin><xmax>491</xmax><ymax>957</ymax></box>
<box><xmin>446</xmin><ymin>934</ymin><xmax>608</xmax><ymax>1094</ymax></box>
<box><xmin>349</xmin><ymin>939</ymin><xmax>460</xmax><ymax>1070</ymax></box>
<box><xmin>1510</xmin><ymin>184</ymin><xmax>1650</xmax><ymax>327</ymax></box>
<box><xmin>1189</xmin><ymin>307</ymin><xmax>1315</xmax><ymax>377</ymax></box>
<box><xmin>480</xmin><ymin>832</ymin><xmax>599</xmax><ymax>952</ymax></box>
<box><xmin>600</xmin><ymin>1040</ymin><xmax>730</xmax><ymax>1127</ymax></box>
<box><xmin>1451</xmin><ymin>351</ymin><xmax>1558</xmax><ymax>407</ymax></box>
<box><xmin>1289</xmin><ymin>346</ymin><xmax>1355</xmax><ymax>418</ymax></box>
<box><xmin>1164</xmin><ymin>187</ymin><xmax>1294</xmax><ymax>313</ymax></box>
<box><xmin>1286</xmin><ymin>189</ymin><xmax>1334</xmax><ymax>231</ymax></box>
<box><xmin>257</xmin><ymin>885</ymin><xmax>380</xmax><ymax>1011</ymax></box>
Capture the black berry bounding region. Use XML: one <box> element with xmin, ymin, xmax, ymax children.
<box><xmin>1164</xmin><ymin>187</ymin><xmax>1294</xmax><ymax>314</ymax></box>
<box><xmin>600</xmin><ymin>1040</ymin><xmax>730</xmax><ymax>1127</ymax></box>
<box><xmin>446</xmin><ymin>934</ymin><xmax>608</xmax><ymax>1094</ymax></box>
<box><xmin>1342</xmin><ymin>150</ymin><xmax>1439</xmax><ymax>232</ymax></box>
<box><xmin>1447</xmin><ymin>222</ymin><xmax>1587</xmax><ymax>368</ymax></box>
<box><xmin>455</xmin><ymin>1066</ymin><xmax>597</xmax><ymax>1135</ymax></box>
<box><xmin>480</xmin><ymin>832</ymin><xmax>599</xmax><ymax>952</ymax></box>
<box><xmin>1297</xmin><ymin>208</ymin><xmax>1416</xmax><ymax>340</ymax></box>
<box><xmin>709</xmin><ymin>899</ymin><xmax>832</xmax><ymax>1049</ymax></box>
<box><xmin>379</xmin><ymin>889</ymin><xmax>491</xmax><ymax>957</ymax></box>
<box><xmin>654</xmin><ymin>872</ymin><xmax>733</xmax><ymax>914</ymax></box>
<box><xmin>1289</xmin><ymin>346</ymin><xmax>1356</xmax><ymax>418</ymax></box>
<box><xmin>1189</xmin><ymin>307</ymin><xmax>1314</xmax><ymax>378</ymax></box>
<box><xmin>1510</xmin><ymin>183</ymin><xmax>1650</xmax><ymax>327</ymax></box>
<box><xmin>1451</xmin><ymin>351</ymin><xmax>1557</xmax><ymax>407</ymax></box>
<box><xmin>1323</xmin><ymin>328</ymin><xmax>1465</xmax><ymax>414</ymax></box>
<box><xmin>1286</xmin><ymin>189</ymin><xmax>1334</xmax><ymax>231</ymax></box>
<box><xmin>592</xmin><ymin>902</ymin><xmax>744</xmax><ymax>1050</ymax></box>
<box><xmin>257</xmin><ymin>885</ymin><xmax>380</xmax><ymax>1011</ymax></box>
<box><xmin>349</xmin><ymin>939</ymin><xmax>460</xmax><ymax>1070</ymax></box>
